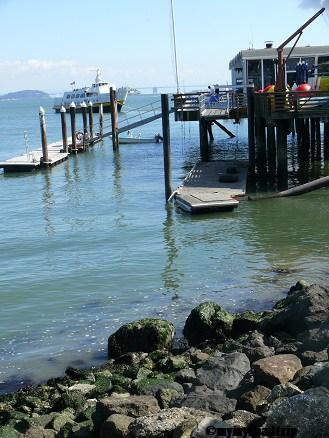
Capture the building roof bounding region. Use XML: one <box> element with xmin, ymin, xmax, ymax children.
<box><xmin>229</xmin><ymin>45</ymin><xmax>329</xmax><ymax>69</ymax></box>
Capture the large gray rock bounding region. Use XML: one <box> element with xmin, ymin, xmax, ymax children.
<box><xmin>224</xmin><ymin>410</ymin><xmax>262</xmax><ymax>428</ymax></box>
<box><xmin>237</xmin><ymin>385</ymin><xmax>271</xmax><ymax>413</ymax></box>
<box><xmin>293</xmin><ymin>362</ymin><xmax>328</xmax><ymax>390</ymax></box>
<box><xmin>297</xmin><ymin>320</ymin><xmax>329</xmax><ymax>352</ymax></box>
<box><xmin>261</xmin><ymin>284</ymin><xmax>329</xmax><ymax>336</ymax></box>
<box><xmin>183</xmin><ymin>302</ymin><xmax>234</xmax><ymax>346</ymax></box>
<box><xmin>128</xmin><ymin>407</ymin><xmax>216</xmax><ymax>437</ymax></box>
<box><xmin>266</xmin><ymin>382</ymin><xmax>303</xmax><ymax>403</ymax></box>
<box><xmin>172</xmin><ymin>385</ymin><xmax>237</xmax><ymax>416</ymax></box>
<box><xmin>96</xmin><ymin>393</ymin><xmax>160</xmax><ymax>423</ymax></box>
<box><xmin>266</xmin><ymin>387</ymin><xmax>329</xmax><ymax>438</ymax></box>
<box><xmin>195</xmin><ymin>352</ymin><xmax>250</xmax><ymax>391</ymax></box>
<box><xmin>99</xmin><ymin>414</ymin><xmax>134</xmax><ymax>438</ymax></box>
<box><xmin>108</xmin><ymin>319</ymin><xmax>175</xmax><ymax>358</ymax></box>
<box><xmin>223</xmin><ymin>331</ymin><xmax>274</xmax><ymax>363</ymax></box>
<box><xmin>252</xmin><ymin>354</ymin><xmax>302</xmax><ymax>387</ymax></box>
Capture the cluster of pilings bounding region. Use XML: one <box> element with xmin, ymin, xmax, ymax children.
<box><xmin>39</xmin><ymin>87</ymin><xmax>119</xmax><ymax>164</ymax></box>
<box><xmin>247</xmin><ymin>87</ymin><xmax>329</xmax><ymax>191</ymax></box>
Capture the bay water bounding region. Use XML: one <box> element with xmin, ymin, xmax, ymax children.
<box><xmin>0</xmin><ymin>94</ymin><xmax>328</xmax><ymax>394</ymax></box>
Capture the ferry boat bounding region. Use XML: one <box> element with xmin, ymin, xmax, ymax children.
<box><xmin>53</xmin><ymin>70</ymin><xmax>128</xmax><ymax>113</ymax></box>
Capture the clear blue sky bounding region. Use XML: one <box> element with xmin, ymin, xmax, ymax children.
<box><xmin>0</xmin><ymin>0</ymin><xmax>328</xmax><ymax>93</ymax></box>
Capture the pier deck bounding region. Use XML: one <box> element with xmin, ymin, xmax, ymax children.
<box><xmin>0</xmin><ymin>141</ymin><xmax>69</xmax><ymax>173</ymax></box>
<box><xmin>175</xmin><ymin>160</ymin><xmax>248</xmax><ymax>213</ymax></box>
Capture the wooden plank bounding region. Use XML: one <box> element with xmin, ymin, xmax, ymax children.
<box><xmin>175</xmin><ymin>160</ymin><xmax>248</xmax><ymax>213</ymax></box>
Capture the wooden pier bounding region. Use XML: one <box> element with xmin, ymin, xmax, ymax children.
<box><xmin>0</xmin><ymin>141</ymin><xmax>69</xmax><ymax>172</ymax></box>
<box><xmin>175</xmin><ymin>160</ymin><xmax>248</xmax><ymax>213</ymax></box>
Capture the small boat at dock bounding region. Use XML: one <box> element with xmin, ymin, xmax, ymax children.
<box><xmin>118</xmin><ymin>131</ymin><xmax>163</xmax><ymax>144</ymax></box>
<box><xmin>53</xmin><ymin>69</ymin><xmax>128</xmax><ymax>113</ymax></box>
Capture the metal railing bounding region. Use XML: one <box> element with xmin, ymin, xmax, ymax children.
<box><xmin>173</xmin><ymin>89</ymin><xmax>248</xmax><ymax>116</ymax></box>
<box><xmin>120</xmin><ymin>99</ymin><xmax>163</xmax><ymax>130</ymax></box>
<box><xmin>254</xmin><ymin>90</ymin><xmax>329</xmax><ymax>119</ymax></box>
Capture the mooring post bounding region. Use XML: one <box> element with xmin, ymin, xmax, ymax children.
<box><xmin>99</xmin><ymin>104</ymin><xmax>104</xmax><ymax>137</ymax></box>
<box><xmin>276</xmin><ymin>119</ymin><xmax>288</xmax><ymax>190</ymax></box>
<box><xmin>39</xmin><ymin>106</ymin><xmax>49</xmax><ymax>164</ymax></box>
<box><xmin>161</xmin><ymin>93</ymin><xmax>173</xmax><ymax>201</ymax></box>
<box><xmin>323</xmin><ymin>121</ymin><xmax>329</xmax><ymax>160</ymax></box>
<box><xmin>69</xmin><ymin>102</ymin><xmax>77</xmax><ymax>153</ymax></box>
<box><xmin>110</xmin><ymin>87</ymin><xmax>119</xmax><ymax>151</ymax></box>
<box><xmin>247</xmin><ymin>85</ymin><xmax>256</xmax><ymax>175</ymax></box>
<box><xmin>60</xmin><ymin>106</ymin><xmax>68</xmax><ymax>153</ymax></box>
<box><xmin>88</xmin><ymin>102</ymin><xmax>94</xmax><ymax>141</ymax></box>
<box><xmin>81</xmin><ymin>101</ymin><xmax>88</xmax><ymax>150</ymax></box>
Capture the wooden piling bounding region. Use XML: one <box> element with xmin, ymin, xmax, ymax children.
<box><xmin>247</xmin><ymin>85</ymin><xmax>256</xmax><ymax>175</ymax></box>
<box><xmin>60</xmin><ymin>106</ymin><xmax>68</xmax><ymax>153</ymax></box>
<box><xmin>255</xmin><ymin>117</ymin><xmax>267</xmax><ymax>177</ymax></box>
<box><xmin>161</xmin><ymin>94</ymin><xmax>173</xmax><ymax>201</ymax></box>
<box><xmin>99</xmin><ymin>104</ymin><xmax>104</xmax><ymax>137</ymax></box>
<box><xmin>110</xmin><ymin>87</ymin><xmax>119</xmax><ymax>150</ymax></box>
<box><xmin>199</xmin><ymin>118</ymin><xmax>210</xmax><ymax>161</ymax></box>
<box><xmin>207</xmin><ymin>122</ymin><xmax>214</xmax><ymax>142</ymax></box>
<box><xmin>276</xmin><ymin>120</ymin><xmax>288</xmax><ymax>190</ymax></box>
<box><xmin>39</xmin><ymin>106</ymin><xmax>49</xmax><ymax>164</ymax></box>
<box><xmin>315</xmin><ymin>119</ymin><xmax>321</xmax><ymax>161</ymax></box>
<box><xmin>69</xmin><ymin>102</ymin><xmax>77</xmax><ymax>152</ymax></box>
<box><xmin>81</xmin><ymin>101</ymin><xmax>88</xmax><ymax>149</ymax></box>
<box><xmin>266</xmin><ymin>125</ymin><xmax>276</xmax><ymax>175</ymax></box>
<box><xmin>310</xmin><ymin>118</ymin><xmax>316</xmax><ymax>160</ymax></box>
<box><xmin>324</xmin><ymin>121</ymin><xmax>329</xmax><ymax>160</ymax></box>
<box><xmin>88</xmin><ymin>102</ymin><xmax>94</xmax><ymax>141</ymax></box>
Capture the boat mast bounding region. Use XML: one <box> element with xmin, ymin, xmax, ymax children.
<box><xmin>170</xmin><ymin>0</ymin><xmax>180</xmax><ymax>93</ymax></box>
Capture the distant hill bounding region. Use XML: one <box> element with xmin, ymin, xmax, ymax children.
<box><xmin>0</xmin><ymin>90</ymin><xmax>50</xmax><ymax>100</ymax></box>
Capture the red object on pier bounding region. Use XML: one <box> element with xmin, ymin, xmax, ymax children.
<box><xmin>296</xmin><ymin>83</ymin><xmax>311</xmax><ymax>92</ymax></box>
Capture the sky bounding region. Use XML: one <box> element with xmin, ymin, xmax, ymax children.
<box><xmin>0</xmin><ymin>0</ymin><xmax>329</xmax><ymax>93</ymax></box>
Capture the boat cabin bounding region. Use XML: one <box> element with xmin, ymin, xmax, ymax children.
<box><xmin>229</xmin><ymin>43</ymin><xmax>329</xmax><ymax>90</ymax></box>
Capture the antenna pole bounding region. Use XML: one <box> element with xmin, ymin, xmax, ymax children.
<box><xmin>170</xmin><ymin>0</ymin><xmax>180</xmax><ymax>93</ymax></box>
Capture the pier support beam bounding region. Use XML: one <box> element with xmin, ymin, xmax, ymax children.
<box><xmin>88</xmin><ymin>102</ymin><xmax>94</xmax><ymax>141</ymax></box>
<box><xmin>161</xmin><ymin>94</ymin><xmax>173</xmax><ymax>201</ymax></box>
<box><xmin>207</xmin><ymin>122</ymin><xmax>214</xmax><ymax>142</ymax></box>
<box><xmin>39</xmin><ymin>106</ymin><xmax>49</xmax><ymax>164</ymax></box>
<box><xmin>324</xmin><ymin>121</ymin><xmax>329</xmax><ymax>160</ymax></box>
<box><xmin>60</xmin><ymin>106</ymin><xmax>68</xmax><ymax>153</ymax></box>
<box><xmin>199</xmin><ymin>118</ymin><xmax>210</xmax><ymax>161</ymax></box>
<box><xmin>247</xmin><ymin>85</ymin><xmax>256</xmax><ymax>175</ymax></box>
<box><xmin>255</xmin><ymin>117</ymin><xmax>267</xmax><ymax>178</ymax></box>
<box><xmin>267</xmin><ymin>125</ymin><xmax>276</xmax><ymax>176</ymax></box>
<box><xmin>110</xmin><ymin>87</ymin><xmax>119</xmax><ymax>151</ymax></box>
<box><xmin>310</xmin><ymin>119</ymin><xmax>316</xmax><ymax>160</ymax></box>
<box><xmin>315</xmin><ymin>118</ymin><xmax>321</xmax><ymax>161</ymax></box>
<box><xmin>69</xmin><ymin>102</ymin><xmax>77</xmax><ymax>153</ymax></box>
<box><xmin>276</xmin><ymin>120</ymin><xmax>288</xmax><ymax>191</ymax></box>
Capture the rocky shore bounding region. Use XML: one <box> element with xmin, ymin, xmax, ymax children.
<box><xmin>1</xmin><ymin>281</ymin><xmax>329</xmax><ymax>437</ymax></box>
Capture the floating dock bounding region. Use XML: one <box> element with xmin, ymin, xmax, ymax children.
<box><xmin>175</xmin><ymin>160</ymin><xmax>248</xmax><ymax>213</ymax></box>
<box><xmin>0</xmin><ymin>141</ymin><xmax>69</xmax><ymax>173</ymax></box>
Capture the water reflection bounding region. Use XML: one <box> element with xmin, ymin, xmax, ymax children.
<box><xmin>42</xmin><ymin>170</ymin><xmax>55</xmax><ymax>236</ymax></box>
<box><xmin>161</xmin><ymin>206</ymin><xmax>182</xmax><ymax>297</ymax></box>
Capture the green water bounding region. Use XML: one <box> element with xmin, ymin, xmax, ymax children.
<box><xmin>0</xmin><ymin>95</ymin><xmax>328</xmax><ymax>393</ymax></box>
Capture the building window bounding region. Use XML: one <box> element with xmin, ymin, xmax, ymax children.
<box><xmin>263</xmin><ymin>59</ymin><xmax>276</xmax><ymax>87</ymax></box>
<box><xmin>318</xmin><ymin>56</ymin><xmax>329</xmax><ymax>76</ymax></box>
<box><xmin>247</xmin><ymin>60</ymin><xmax>262</xmax><ymax>89</ymax></box>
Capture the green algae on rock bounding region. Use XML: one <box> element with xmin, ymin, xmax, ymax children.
<box><xmin>183</xmin><ymin>302</ymin><xmax>234</xmax><ymax>346</ymax></box>
<box><xmin>108</xmin><ymin>319</ymin><xmax>175</xmax><ymax>359</ymax></box>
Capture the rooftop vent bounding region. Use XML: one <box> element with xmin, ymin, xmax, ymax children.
<box><xmin>265</xmin><ymin>41</ymin><xmax>273</xmax><ymax>49</ymax></box>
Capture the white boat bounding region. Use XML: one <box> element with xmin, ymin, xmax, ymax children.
<box><xmin>53</xmin><ymin>69</ymin><xmax>128</xmax><ymax>113</ymax></box>
<box><xmin>118</xmin><ymin>131</ymin><xmax>163</xmax><ymax>144</ymax></box>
